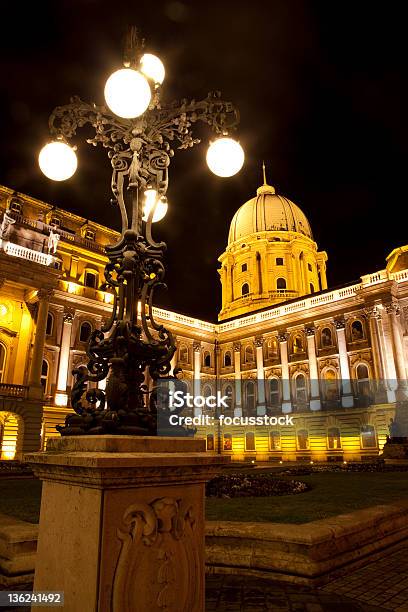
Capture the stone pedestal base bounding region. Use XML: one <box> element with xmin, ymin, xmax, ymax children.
<box><xmin>25</xmin><ymin>436</ymin><xmax>228</xmax><ymax>612</ymax></box>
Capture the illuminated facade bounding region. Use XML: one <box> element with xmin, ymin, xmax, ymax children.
<box><xmin>1</xmin><ymin>181</ymin><xmax>407</xmax><ymax>462</ymax></box>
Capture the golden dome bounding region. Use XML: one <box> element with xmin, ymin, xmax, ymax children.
<box><xmin>228</xmin><ymin>178</ymin><xmax>313</xmax><ymax>245</ymax></box>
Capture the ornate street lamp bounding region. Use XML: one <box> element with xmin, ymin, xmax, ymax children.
<box><xmin>39</xmin><ymin>27</ymin><xmax>244</xmax><ymax>436</ymax></box>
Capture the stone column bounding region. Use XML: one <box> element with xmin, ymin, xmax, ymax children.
<box><xmin>229</xmin><ymin>264</ymin><xmax>234</xmax><ymax>302</ymax></box>
<box><xmin>193</xmin><ymin>342</ymin><xmax>201</xmax><ymax>416</ymax></box>
<box><xmin>365</xmin><ymin>305</ymin><xmax>389</xmax><ymax>402</ymax></box>
<box><xmin>386</xmin><ymin>302</ymin><xmax>408</xmax><ymax>401</ymax></box>
<box><xmin>255</xmin><ymin>336</ymin><xmax>266</xmax><ymax>415</ymax></box>
<box><xmin>55</xmin><ymin>308</ymin><xmax>74</xmax><ymax>406</ymax></box>
<box><xmin>335</xmin><ymin>319</ymin><xmax>354</xmax><ymax>407</ymax></box>
<box><xmin>278</xmin><ymin>333</ymin><xmax>291</xmax><ymax>413</ymax></box>
<box><xmin>305</xmin><ymin>327</ymin><xmax>321</xmax><ymax>410</ymax></box>
<box><xmin>28</xmin><ymin>288</ymin><xmax>53</xmax><ymax>400</ymax></box>
<box><xmin>233</xmin><ymin>342</ymin><xmax>242</xmax><ymax>417</ymax></box>
<box><xmin>318</xmin><ymin>262</ymin><xmax>328</xmax><ymax>290</ymax></box>
<box><xmin>26</xmin><ymin>436</ymin><xmax>228</xmax><ymax>612</ymax></box>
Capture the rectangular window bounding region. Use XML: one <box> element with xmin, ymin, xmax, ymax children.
<box><xmin>276</xmin><ymin>257</ymin><xmax>284</xmax><ymax>266</ymax></box>
<box><xmin>308</xmin><ymin>263</ymin><xmax>312</xmax><ymax>272</ymax></box>
<box><xmin>206</xmin><ymin>434</ymin><xmax>215</xmax><ymax>451</ymax></box>
<box><xmin>245</xmin><ymin>432</ymin><xmax>256</xmax><ymax>451</ymax></box>
<box><xmin>223</xmin><ymin>433</ymin><xmax>232</xmax><ymax>451</ymax></box>
<box><xmin>269</xmin><ymin>431</ymin><xmax>281</xmax><ymax>451</ymax></box>
<box><xmin>241</xmin><ymin>263</ymin><xmax>247</xmax><ymax>272</ymax></box>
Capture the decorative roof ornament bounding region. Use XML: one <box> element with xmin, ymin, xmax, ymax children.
<box><xmin>257</xmin><ymin>161</ymin><xmax>275</xmax><ymax>195</ymax></box>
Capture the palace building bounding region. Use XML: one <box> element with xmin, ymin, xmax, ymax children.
<box><xmin>0</xmin><ymin>178</ymin><xmax>407</xmax><ymax>462</ymax></box>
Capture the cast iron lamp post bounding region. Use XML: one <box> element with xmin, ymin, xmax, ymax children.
<box><xmin>39</xmin><ymin>27</ymin><xmax>244</xmax><ymax>436</ymax></box>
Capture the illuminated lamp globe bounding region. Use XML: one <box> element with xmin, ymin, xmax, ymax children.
<box><xmin>143</xmin><ymin>189</ymin><xmax>168</xmax><ymax>223</ymax></box>
<box><xmin>104</xmin><ymin>68</ymin><xmax>151</xmax><ymax>118</ymax></box>
<box><xmin>206</xmin><ymin>137</ymin><xmax>244</xmax><ymax>177</ymax></box>
<box><xmin>38</xmin><ymin>141</ymin><xmax>77</xmax><ymax>181</ymax></box>
<box><xmin>140</xmin><ymin>53</ymin><xmax>165</xmax><ymax>85</ymax></box>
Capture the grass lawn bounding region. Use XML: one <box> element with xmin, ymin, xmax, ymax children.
<box><xmin>205</xmin><ymin>472</ymin><xmax>408</xmax><ymax>523</ymax></box>
<box><xmin>1</xmin><ymin>472</ymin><xmax>408</xmax><ymax>525</ymax></box>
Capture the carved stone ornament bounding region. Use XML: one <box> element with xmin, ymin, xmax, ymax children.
<box><xmin>385</xmin><ymin>301</ymin><xmax>400</xmax><ymax>316</ymax></box>
<box><xmin>334</xmin><ymin>318</ymin><xmax>346</xmax><ymax>330</ymax></box>
<box><xmin>233</xmin><ymin>341</ymin><xmax>241</xmax><ymax>352</ymax></box>
<box><xmin>192</xmin><ymin>341</ymin><xmax>201</xmax><ymax>353</ymax></box>
<box><xmin>305</xmin><ymin>326</ymin><xmax>316</xmax><ymax>337</ymax></box>
<box><xmin>254</xmin><ymin>336</ymin><xmax>264</xmax><ymax>347</ymax></box>
<box><xmin>112</xmin><ymin>497</ymin><xmax>200</xmax><ymax>612</ymax></box>
<box><xmin>63</xmin><ymin>308</ymin><xmax>75</xmax><ymax>324</ymax></box>
<box><xmin>278</xmin><ymin>332</ymin><xmax>289</xmax><ymax>343</ymax></box>
<box><xmin>37</xmin><ymin>288</ymin><xmax>54</xmax><ymax>302</ymax></box>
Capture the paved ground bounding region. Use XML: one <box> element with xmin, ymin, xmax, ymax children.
<box><xmin>2</xmin><ymin>546</ymin><xmax>408</xmax><ymax>611</ymax></box>
<box><xmin>206</xmin><ymin>545</ymin><xmax>408</xmax><ymax>612</ymax></box>
<box><xmin>320</xmin><ymin>546</ymin><xmax>408</xmax><ymax>611</ymax></box>
<box><xmin>206</xmin><ymin>574</ymin><xmax>387</xmax><ymax>612</ymax></box>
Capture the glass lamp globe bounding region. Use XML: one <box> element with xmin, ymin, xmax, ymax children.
<box><xmin>38</xmin><ymin>141</ymin><xmax>77</xmax><ymax>181</ymax></box>
<box><xmin>206</xmin><ymin>137</ymin><xmax>245</xmax><ymax>177</ymax></box>
<box><xmin>104</xmin><ymin>68</ymin><xmax>151</xmax><ymax>118</ymax></box>
<box><xmin>143</xmin><ymin>189</ymin><xmax>168</xmax><ymax>222</ymax></box>
<box><xmin>140</xmin><ymin>53</ymin><xmax>165</xmax><ymax>85</ymax></box>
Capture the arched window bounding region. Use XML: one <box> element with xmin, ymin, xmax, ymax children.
<box><xmin>323</xmin><ymin>369</ymin><xmax>339</xmax><ymax>401</ymax></box>
<box><xmin>245</xmin><ymin>432</ymin><xmax>255</xmax><ymax>451</ymax></box>
<box><xmin>297</xmin><ymin>429</ymin><xmax>309</xmax><ymax>450</ymax></box>
<box><xmin>179</xmin><ymin>345</ymin><xmax>189</xmax><ymax>363</ymax></box>
<box><xmin>0</xmin><ymin>344</ymin><xmax>6</xmax><ymax>382</ymax></box>
<box><xmin>269</xmin><ymin>431</ymin><xmax>281</xmax><ymax>451</ymax></box>
<box><xmin>41</xmin><ymin>359</ymin><xmax>49</xmax><ymax>393</ymax></box>
<box><xmin>224</xmin><ymin>385</ymin><xmax>233</xmax><ymax>410</ymax></box>
<box><xmin>328</xmin><ymin>427</ymin><xmax>341</xmax><ymax>450</ymax></box>
<box><xmin>321</xmin><ymin>327</ymin><xmax>333</xmax><ymax>347</ymax></box>
<box><xmin>242</xmin><ymin>283</ymin><xmax>250</xmax><ymax>296</ymax></box>
<box><xmin>46</xmin><ymin>313</ymin><xmax>54</xmax><ymax>336</ymax></box>
<box><xmin>310</xmin><ymin>283</ymin><xmax>315</xmax><ymax>293</ymax></box>
<box><xmin>295</xmin><ymin>373</ymin><xmax>308</xmax><ymax>404</ymax></box>
<box><xmin>206</xmin><ymin>434</ymin><xmax>215</xmax><ymax>451</ymax></box>
<box><xmin>203</xmin><ymin>352</ymin><xmax>211</xmax><ymax>367</ymax></box>
<box><xmin>202</xmin><ymin>384</ymin><xmax>212</xmax><ymax>399</ymax></box>
<box><xmin>356</xmin><ymin>364</ymin><xmax>370</xmax><ymax>403</ymax></box>
<box><xmin>245</xmin><ymin>381</ymin><xmax>256</xmax><ymax>414</ymax></box>
<box><xmin>79</xmin><ymin>322</ymin><xmax>92</xmax><ymax>343</ymax></box>
<box><xmin>351</xmin><ymin>320</ymin><xmax>364</xmax><ymax>340</ymax></box>
<box><xmin>269</xmin><ymin>377</ymin><xmax>280</xmax><ymax>406</ymax></box>
<box><xmin>361</xmin><ymin>425</ymin><xmax>376</xmax><ymax>448</ymax></box>
<box><xmin>244</xmin><ymin>345</ymin><xmax>254</xmax><ymax>363</ymax></box>
<box><xmin>223</xmin><ymin>433</ymin><xmax>232</xmax><ymax>451</ymax></box>
<box><xmin>224</xmin><ymin>351</ymin><xmax>232</xmax><ymax>367</ymax></box>
<box><xmin>266</xmin><ymin>337</ymin><xmax>278</xmax><ymax>359</ymax></box>
<box><xmin>277</xmin><ymin>278</ymin><xmax>286</xmax><ymax>290</ymax></box>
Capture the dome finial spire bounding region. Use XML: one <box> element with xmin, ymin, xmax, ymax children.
<box><xmin>257</xmin><ymin>161</ymin><xmax>275</xmax><ymax>195</ymax></box>
<box><xmin>262</xmin><ymin>160</ymin><xmax>267</xmax><ymax>185</ymax></box>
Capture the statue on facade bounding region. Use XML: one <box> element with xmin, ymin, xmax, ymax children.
<box><xmin>0</xmin><ymin>210</ymin><xmax>16</xmax><ymax>246</ymax></box>
<box><xmin>47</xmin><ymin>229</ymin><xmax>60</xmax><ymax>254</ymax></box>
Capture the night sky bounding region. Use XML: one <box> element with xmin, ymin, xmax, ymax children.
<box><xmin>1</xmin><ymin>1</ymin><xmax>407</xmax><ymax>322</ymax></box>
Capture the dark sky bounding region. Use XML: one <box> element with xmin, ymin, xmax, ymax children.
<box><xmin>0</xmin><ymin>1</ymin><xmax>407</xmax><ymax>322</ymax></box>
